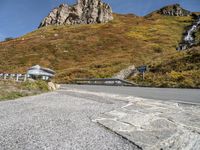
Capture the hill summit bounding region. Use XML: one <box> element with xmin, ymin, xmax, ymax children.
<box><xmin>39</xmin><ymin>0</ymin><xmax>113</xmax><ymax>28</ymax></box>
<box><xmin>156</xmin><ymin>4</ymin><xmax>191</xmax><ymax>16</ymax></box>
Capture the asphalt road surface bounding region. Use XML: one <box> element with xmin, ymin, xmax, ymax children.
<box><xmin>0</xmin><ymin>89</ymin><xmax>139</xmax><ymax>150</ymax></box>
<box><xmin>62</xmin><ymin>85</ymin><xmax>200</xmax><ymax>104</ymax></box>
<box><xmin>0</xmin><ymin>85</ymin><xmax>199</xmax><ymax>150</ymax></box>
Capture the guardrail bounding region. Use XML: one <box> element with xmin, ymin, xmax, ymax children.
<box><xmin>73</xmin><ymin>78</ymin><xmax>138</xmax><ymax>86</ymax></box>
<box><xmin>0</xmin><ymin>73</ymin><xmax>28</xmax><ymax>82</ymax></box>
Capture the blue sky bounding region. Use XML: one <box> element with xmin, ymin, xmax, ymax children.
<box><xmin>0</xmin><ymin>0</ymin><xmax>200</xmax><ymax>41</ymax></box>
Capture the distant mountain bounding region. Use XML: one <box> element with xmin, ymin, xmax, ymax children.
<box><xmin>39</xmin><ymin>0</ymin><xmax>113</xmax><ymax>28</ymax></box>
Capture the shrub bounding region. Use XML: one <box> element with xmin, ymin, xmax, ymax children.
<box><xmin>4</xmin><ymin>37</ymin><xmax>14</xmax><ymax>41</ymax></box>
<box><xmin>153</xmin><ymin>46</ymin><xmax>163</xmax><ymax>53</ymax></box>
<box><xmin>22</xmin><ymin>80</ymin><xmax>49</xmax><ymax>91</ymax></box>
<box><xmin>168</xmin><ymin>71</ymin><xmax>185</xmax><ymax>81</ymax></box>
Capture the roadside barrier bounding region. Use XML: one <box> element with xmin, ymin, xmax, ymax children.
<box><xmin>73</xmin><ymin>78</ymin><xmax>137</xmax><ymax>86</ymax></box>
<box><xmin>0</xmin><ymin>73</ymin><xmax>28</xmax><ymax>82</ymax></box>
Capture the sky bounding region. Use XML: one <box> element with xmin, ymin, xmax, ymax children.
<box><xmin>0</xmin><ymin>0</ymin><xmax>200</xmax><ymax>41</ymax></box>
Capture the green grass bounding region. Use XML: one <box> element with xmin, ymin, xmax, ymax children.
<box><xmin>0</xmin><ymin>80</ymin><xmax>49</xmax><ymax>101</ymax></box>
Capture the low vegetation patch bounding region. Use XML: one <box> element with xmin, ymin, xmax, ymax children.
<box><xmin>0</xmin><ymin>80</ymin><xmax>49</xmax><ymax>101</ymax></box>
<box><xmin>130</xmin><ymin>47</ymin><xmax>200</xmax><ymax>88</ymax></box>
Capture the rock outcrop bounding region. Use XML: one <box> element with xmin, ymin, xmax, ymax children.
<box><xmin>112</xmin><ymin>65</ymin><xmax>136</xmax><ymax>80</ymax></box>
<box><xmin>39</xmin><ymin>0</ymin><xmax>113</xmax><ymax>28</ymax></box>
<box><xmin>157</xmin><ymin>4</ymin><xmax>191</xmax><ymax>16</ymax></box>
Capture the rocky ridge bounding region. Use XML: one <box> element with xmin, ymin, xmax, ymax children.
<box><xmin>157</xmin><ymin>4</ymin><xmax>191</xmax><ymax>16</ymax></box>
<box><xmin>39</xmin><ymin>0</ymin><xmax>113</xmax><ymax>28</ymax></box>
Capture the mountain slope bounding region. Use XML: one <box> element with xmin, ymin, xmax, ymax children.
<box><xmin>0</xmin><ymin>13</ymin><xmax>194</xmax><ymax>83</ymax></box>
<box><xmin>130</xmin><ymin>46</ymin><xmax>200</xmax><ymax>88</ymax></box>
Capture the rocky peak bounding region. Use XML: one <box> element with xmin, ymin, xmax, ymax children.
<box><xmin>39</xmin><ymin>0</ymin><xmax>113</xmax><ymax>28</ymax></box>
<box><xmin>157</xmin><ymin>4</ymin><xmax>191</xmax><ymax>16</ymax></box>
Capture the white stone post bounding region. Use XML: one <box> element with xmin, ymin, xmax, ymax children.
<box><xmin>3</xmin><ymin>74</ymin><xmax>6</xmax><ymax>79</ymax></box>
<box><xmin>16</xmin><ymin>74</ymin><xmax>19</xmax><ymax>82</ymax></box>
<box><xmin>24</xmin><ymin>74</ymin><xmax>27</xmax><ymax>82</ymax></box>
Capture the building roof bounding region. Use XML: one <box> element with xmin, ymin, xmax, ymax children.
<box><xmin>27</xmin><ymin>65</ymin><xmax>55</xmax><ymax>77</ymax></box>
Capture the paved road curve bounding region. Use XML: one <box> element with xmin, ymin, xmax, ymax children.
<box><xmin>62</xmin><ymin>85</ymin><xmax>200</xmax><ymax>104</ymax></box>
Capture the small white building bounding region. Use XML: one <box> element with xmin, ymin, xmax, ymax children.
<box><xmin>27</xmin><ymin>65</ymin><xmax>55</xmax><ymax>81</ymax></box>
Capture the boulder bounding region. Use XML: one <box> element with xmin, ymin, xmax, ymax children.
<box><xmin>48</xmin><ymin>82</ymin><xmax>60</xmax><ymax>91</ymax></box>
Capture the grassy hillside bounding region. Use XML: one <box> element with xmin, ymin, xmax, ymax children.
<box><xmin>0</xmin><ymin>13</ymin><xmax>195</xmax><ymax>84</ymax></box>
<box><xmin>130</xmin><ymin>46</ymin><xmax>200</xmax><ymax>88</ymax></box>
